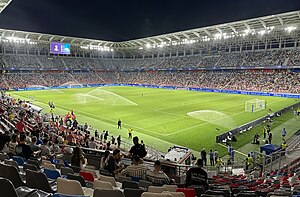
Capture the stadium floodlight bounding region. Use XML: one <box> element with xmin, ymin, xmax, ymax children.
<box><xmin>285</xmin><ymin>26</ymin><xmax>296</xmax><ymax>33</ymax></box>
<box><xmin>138</xmin><ymin>47</ymin><xmax>143</xmax><ymax>50</ymax></box>
<box><xmin>145</xmin><ymin>43</ymin><xmax>151</xmax><ymax>48</ymax></box>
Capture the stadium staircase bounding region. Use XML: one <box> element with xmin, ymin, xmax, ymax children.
<box><xmin>286</xmin><ymin>130</ymin><xmax>300</xmax><ymax>152</ymax></box>
<box><xmin>35</xmin><ymin>56</ymin><xmax>43</xmax><ymax>68</ymax></box>
<box><xmin>61</xmin><ymin>58</ymin><xmax>68</xmax><ymax>68</ymax></box>
<box><xmin>283</xmin><ymin>57</ymin><xmax>290</xmax><ymax>66</ymax></box>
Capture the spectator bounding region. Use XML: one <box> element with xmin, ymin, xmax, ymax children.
<box><xmin>209</xmin><ymin>149</ymin><xmax>214</xmax><ymax>166</ymax></box>
<box><xmin>146</xmin><ymin>160</ymin><xmax>170</xmax><ymax>186</ymax></box>
<box><xmin>40</xmin><ymin>138</ymin><xmax>54</xmax><ymax>159</ymax></box>
<box><xmin>185</xmin><ymin>159</ymin><xmax>208</xmax><ymax>190</ymax></box>
<box><xmin>71</xmin><ymin>146</ymin><xmax>85</xmax><ymax>169</ymax></box>
<box><xmin>200</xmin><ymin>148</ymin><xmax>207</xmax><ymax>166</ymax></box>
<box><xmin>8</xmin><ymin>134</ymin><xmax>19</xmax><ymax>156</ymax></box>
<box><xmin>128</xmin><ymin>136</ymin><xmax>147</xmax><ymax>159</ymax></box>
<box><xmin>120</xmin><ymin>155</ymin><xmax>148</xmax><ymax>181</ymax></box>
<box><xmin>15</xmin><ymin>134</ymin><xmax>33</xmax><ymax>160</ymax></box>
<box><xmin>29</xmin><ymin>136</ymin><xmax>39</xmax><ymax>152</ymax></box>
<box><xmin>105</xmin><ymin>149</ymin><xmax>124</xmax><ymax>177</ymax></box>
<box><xmin>88</xmin><ymin>137</ymin><xmax>97</xmax><ymax>149</ymax></box>
<box><xmin>100</xmin><ymin>150</ymin><xmax>110</xmax><ymax>169</ymax></box>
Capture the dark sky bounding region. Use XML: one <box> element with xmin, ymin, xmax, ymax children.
<box><xmin>0</xmin><ymin>0</ymin><xmax>299</xmax><ymax>41</ymax></box>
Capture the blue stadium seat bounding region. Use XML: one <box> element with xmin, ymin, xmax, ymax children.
<box><xmin>12</xmin><ymin>156</ymin><xmax>25</xmax><ymax>166</ymax></box>
<box><xmin>44</xmin><ymin>168</ymin><xmax>61</xmax><ymax>180</ymax></box>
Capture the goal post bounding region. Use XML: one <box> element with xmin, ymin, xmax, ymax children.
<box><xmin>245</xmin><ymin>99</ymin><xmax>266</xmax><ymax>113</ymax></box>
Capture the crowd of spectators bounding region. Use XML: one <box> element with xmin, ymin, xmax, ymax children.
<box><xmin>1</xmin><ymin>69</ymin><xmax>300</xmax><ymax>94</ymax></box>
<box><xmin>1</xmin><ymin>48</ymin><xmax>300</xmax><ymax>70</ymax></box>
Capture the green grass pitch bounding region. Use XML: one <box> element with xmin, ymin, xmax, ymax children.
<box><xmin>10</xmin><ymin>86</ymin><xmax>298</xmax><ymax>155</ymax></box>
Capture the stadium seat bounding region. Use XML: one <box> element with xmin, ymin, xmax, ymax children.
<box><xmin>43</xmin><ymin>162</ymin><xmax>56</xmax><ymax>170</ymax></box>
<box><xmin>124</xmin><ymin>188</ymin><xmax>145</xmax><ymax>197</ymax></box>
<box><xmin>139</xmin><ymin>180</ymin><xmax>153</xmax><ymax>191</ymax></box>
<box><xmin>141</xmin><ymin>192</ymin><xmax>172</xmax><ymax>197</ymax></box>
<box><xmin>12</xmin><ymin>156</ymin><xmax>25</xmax><ymax>166</ymax></box>
<box><xmin>0</xmin><ymin>153</ymin><xmax>9</xmax><ymax>161</ymax></box>
<box><xmin>176</xmin><ymin>188</ymin><xmax>196</xmax><ymax>197</ymax></box>
<box><xmin>57</xmin><ymin>177</ymin><xmax>93</xmax><ymax>196</ymax></box>
<box><xmin>61</xmin><ymin>166</ymin><xmax>75</xmax><ymax>176</ymax></box>
<box><xmin>0</xmin><ymin>178</ymin><xmax>31</xmax><ymax>197</ymax></box>
<box><xmin>163</xmin><ymin>185</ymin><xmax>178</xmax><ymax>192</ymax></box>
<box><xmin>79</xmin><ymin>171</ymin><xmax>95</xmax><ymax>182</ymax></box>
<box><xmin>4</xmin><ymin>159</ymin><xmax>20</xmax><ymax>171</ymax></box>
<box><xmin>67</xmin><ymin>173</ymin><xmax>88</xmax><ymax>188</ymax></box>
<box><xmin>93</xmin><ymin>180</ymin><xmax>113</xmax><ymax>189</ymax></box>
<box><xmin>93</xmin><ymin>189</ymin><xmax>125</xmax><ymax>197</ymax></box>
<box><xmin>122</xmin><ymin>180</ymin><xmax>140</xmax><ymax>189</ymax></box>
<box><xmin>26</xmin><ymin>169</ymin><xmax>56</xmax><ymax>193</ymax></box>
<box><xmin>0</xmin><ymin>163</ymin><xmax>25</xmax><ymax>188</ymax></box>
<box><xmin>162</xmin><ymin>192</ymin><xmax>185</xmax><ymax>197</ymax></box>
<box><xmin>148</xmin><ymin>186</ymin><xmax>167</xmax><ymax>193</ymax></box>
<box><xmin>52</xmin><ymin>194</ymin><xmax>89</xmax><ymax>197</ymax></box>
<box><xmin>99</xmin><ymin>175</ymin><xmax>118</xmax><ymax>187</ymax></box>
<box><xmin>44</xmin><ymin>168</ymin><xmax>61</xmax><ymax>179</ymax></box>
<box><xmin>23</xmin><ymin>163</ymin><xmax>38</xmax><ymax>172</ymax></box>
<box><xmin>28</xmin><ymin>159</ymin><xmax>41</xmax><ymax>170</ymax></box>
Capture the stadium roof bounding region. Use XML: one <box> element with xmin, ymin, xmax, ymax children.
<box><xmin>0</xmin><ymin>0</ymin><xmax>12</xmax><ymax>13</ymax></box>
<box><xmin>0</xmin><ymin>10</ymin><xmax>300</xmax><ymax>49</ymax></box>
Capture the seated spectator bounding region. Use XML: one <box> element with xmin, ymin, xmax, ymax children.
<box><xmin>7</xmin><ymin>134</ymin><xmax>19</xmax><ymax>156</ymax></box>
<box><xmin>185</xmin><ymin>159</ymin><xmax>208</xmax><ymax>190</ymax></box>
<box><xmin>71</xmin><ymin>146</ymin><xmax>85</xmax><ymax>169</ymax></box>
<box><xmin>88</xmin><ymin>137</ymin><xmax>97</xmax><ymax>149</ymax></box>
<box><xmin>120</xmin><ymin>155</ymin><xmax>148</xmax><ymax>181</ymax></box>
<box><xmin>105</xmin><ymin>149</ymin><xmax>124</xmax><ymax>177</ymax></box>
<box><xmin>15</xmin><ymin>134</ymin><xmax>33</xmax><ymax>160</ymax></box>
<box><xmin>40</xmin><ymin>138</ymin><xmax>54</xmax><ymax>159</ymax></box>
<box><xmin>100</xmin><ymin>150</ymin><xmax>110</xmax><ymax>169</ymax></box>
<box><xmin>146</xmin><ymin>160</ymin><xmax>170</xmax><ymax>186</ymax></box>
<box><xmin>29</xmin><ymin>136</ymin><xmax>40</xmax><ymax>152</ymax></box>
<box><xmin>0</xmin><ymin>131</ymin><xmax>11</xmax><ymax>152</ymax></box>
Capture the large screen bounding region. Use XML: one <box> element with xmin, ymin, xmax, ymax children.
<box><xmin>50</xmin><ymin>42</ymin><xmax>71</xmax><ymax>54</ymax></box>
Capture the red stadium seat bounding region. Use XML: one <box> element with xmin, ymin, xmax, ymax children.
<box><xmin>79</xmin><ymin>171</ymin><xmax>94</xmax><ymax>182</ymax></box>
<box><xmin>176</xmin><ymin>188</ymin><xmax>196</xmax><ymax>197</ymax></box>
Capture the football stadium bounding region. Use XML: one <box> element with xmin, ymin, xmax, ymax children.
<box><xmin>1</xmin><ymin>1</ymin><xmax>300</xmax><ymax>196</ymax></box>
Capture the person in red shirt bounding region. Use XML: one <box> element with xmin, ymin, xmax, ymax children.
<box><xmin>15</xmin><ymin>120</ymin><xmax>26</xmax><ymax>133</ymax></box>
<box><xmin>66</xmin><ymin>132</ymin><xmax>74</xmax><ymax>145</ymax></box>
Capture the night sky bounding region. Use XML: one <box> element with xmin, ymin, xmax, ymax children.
<box><xmin>0</xmin><ymin>0</ymin><xmax>299</xmax><ymax>41</ymax></box>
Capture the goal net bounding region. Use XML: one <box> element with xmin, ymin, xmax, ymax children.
<box><xmin>245</xmin><ymin>99</ymin><xmax>266</xmax><ymax>113</ymax></box>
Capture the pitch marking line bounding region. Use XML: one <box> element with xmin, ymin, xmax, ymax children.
<box><xmin>218</xmin><ymin>143</ymin><xmax>247</xmax><ymax>156</ymax></box>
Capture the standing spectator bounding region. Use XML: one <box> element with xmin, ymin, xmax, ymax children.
<box><xmin>200</xmin><ymin>148</ymin><xmax>207</xmax><ymax>166</ymax></box>
<box><xmin>185</xmin><ymin>159</ymin><xmax>208</xmax><ymax>190</ymax></box>
<box><xmin>209</xmin><ymin>149</ymin><xmax>214</xmax><ymax>166</ymax></box>
<box><xmin>111</xmin><ymin>136</ymin><xmax>115</xmax><ymax>144</ymax></box>
<box><xmin>117</xmin><ymin>119</ymin><xmax>122</xmax><ymax>129</ymax></box>
<box><xmin>104</xmin><ymin>131</ymin><xmax>109</xmax><ymax>142</ymax></box>
<box><xmin>227</xmin><ymin>144</ymin><xmax>232</xmax><ymax>156</ymax></box>
<box><xmin>281</xmin><ymin>128</ymin><xmax>286</xmax><ymax>139</ymax></box>
<box><xmin>71</xmin><ymin>146</ymin><xmax>85</xmax><ymax>169</ymax></box>
<box><xmin>214</xmin><ymin>149</ymin><xmax>219</xmax><ymax>164</ymax></box>
<box><xmin>128</xmin><ymin>127</ymin><xmax>133</xmax><ymax>139</ymax></box>
<box><xmin>128</xmin><ymin>136</ymin><xmax>147</xmax><ymax>159</ymax></box>
<box><xmin>15</xmin><ymin>119</ymin><xmax>26</xmax><ymax>133</ymax></box>
<box><xmin>146</xmin><ymin>160</ymin><xmax>170</xmax><ymax>186</ymax></box>
<box><xmin>117</xmin><ymin>135</ymin><xmax>121</xmax><ymax>148</ymax></box>
<box><xmin>268</xmin><ymin>132</ymin><xmax>273</xmax><ymax>144</ymax></box>
<box><xmin>231</xmin><ymin>148</ymin><xmax>235</xmax><ymax>162</ymax></box>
